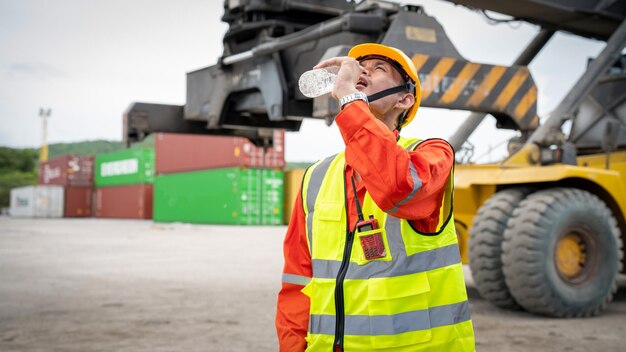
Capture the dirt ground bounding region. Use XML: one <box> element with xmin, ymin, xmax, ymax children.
<box><xmin>0</xmin><ymin>217</ymin><xmax>624</xmax><ymax>352</ymax></box>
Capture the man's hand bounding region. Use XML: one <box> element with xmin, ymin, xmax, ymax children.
<box><xmin>314</xmin><ymin>56</ymin><xmax>361</xmax><ymax>100</ymax></box>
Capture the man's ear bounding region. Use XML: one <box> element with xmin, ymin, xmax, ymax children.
<box><xmin>395</xmin><ymin>92</ymin><xmax>415</xmax><ymax>110</ymax></box>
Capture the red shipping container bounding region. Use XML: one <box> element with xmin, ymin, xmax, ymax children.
<box><xmin>155</xmin><ymin>130</ymin><xmax>285</xmax><ymax>174</ymax></box>
<box><xmin>64</xmin><ymin>186</ymin><xmax>93</xmax><ymax>217</ymax></box>
<box><xmin>39</xmin><ymin>155</ymin><xmax>94</xmax><ymax>186</ymax></box>
<box><xmin>95</xmin><ymin>184</ymin><xmax>153</xmax><ymax>219</ymax></box>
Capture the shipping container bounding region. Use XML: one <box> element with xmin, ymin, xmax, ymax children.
<box><xmin>153</xmin><ymin>167</ymin><xmax>283</xmax><ymax>225</ymax></box>
<box><xmin>39</xmin><ymin>155</ymin><xmax>94</xmax><ymax>186</ymax></box>
<box><xmin>283</xmin><ymin>169</ymin><xmax>306</xmax><ymax>224</ymax></box>
<box><xmin>10</xmin><ymin>185</ymin><xmax>64</xmax><ymax>218</ymax></box>
<box><xmin>260</xmin><ymin>168</ymin><xmax>284</xmax><ymax>225</ymax></box>
<box><xmin>64</xmin><ymin>186</ymin><xmax>93</xmax><ymax>217</ymax></box>
<box><xmin>96</xmin><ymin>184</ymin><xmax>153</xmax><ymax>219</ymax></box>
<box><xmin>155</xmin><ymin>130</ymin><xmax>285</xmax><ymax>174</ymax></box>
<box><xmin>95</xmin><ymin>148</ymin><xmax>154</xmax><ymax>187</ymax></box>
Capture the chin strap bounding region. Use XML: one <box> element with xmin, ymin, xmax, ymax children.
<box><xmin>366</xmin><ymin>81</ymin><xmax>415</xmax><ymax>103</ymax></box>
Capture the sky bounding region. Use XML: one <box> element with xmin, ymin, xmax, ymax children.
<box><xmin>0</xmin><ymin>0</ymin><xmax>605</xmax><ymax>162</ymax></box>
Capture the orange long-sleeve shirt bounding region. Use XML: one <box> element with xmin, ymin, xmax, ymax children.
<box><xmin>275</xmin><ymin>101</ymin><xmax>454</xmax><ymax>351</ymax></box>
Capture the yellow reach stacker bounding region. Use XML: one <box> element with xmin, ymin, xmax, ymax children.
<box><xmin>447</xmin><ymin>1</ymin><xmax>626</xmax><ymax>318</ymax></box>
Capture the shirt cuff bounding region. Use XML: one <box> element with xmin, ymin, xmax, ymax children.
<box><xmin>335</xmin><ymin>100</ymin><xmax>372</xmax><ymax>144</ymax></box>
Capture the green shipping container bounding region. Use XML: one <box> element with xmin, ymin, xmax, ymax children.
<box><xmin>95</xmin><ymin>148</ymin><xmax>154</xmax><ymax>187</ymax></box>
<box><xmin>153</xmin><ymin>167</ymin><xmax>283</xmax><ymax>225</ymax></box>
<box><xmin>260</xmin><ymin>168</ymin><xmax>284</xmax><ymax>225</ymax></box>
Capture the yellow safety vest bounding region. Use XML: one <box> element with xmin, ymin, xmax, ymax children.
<box><xmin>300</xmin><ymin>136</ymin><xmax>475</xmax><ymax>351</ymax></box>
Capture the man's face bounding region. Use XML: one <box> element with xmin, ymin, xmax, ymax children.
<box><xmin>356</xmin><ymin>58</ymin><xmax>411</xmax><ymax>125</ymax></box>
<box><xmin>355</xmin><ymin>58</ymin><xmax>406</xmax><ymax>95</ymax></box>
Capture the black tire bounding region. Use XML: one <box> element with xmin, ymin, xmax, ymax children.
<box><xmin>468</xmin><ymin>188</ymin><xmax>533</xmax><ymax>309</ymax></box>
<box><xmin>502</xmin><ymin>188</ymin><xmax>624</xmax><ymax>317</ymax></box>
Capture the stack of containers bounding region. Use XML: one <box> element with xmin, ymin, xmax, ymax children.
<box><xmin>38</xmin><ymin>155</ymin><xmax>94</xmax><ymax>217</ymax></box>
<box><xmin>153</xmin><ymin>130</ymin><xmax>285</xmax><ymax>225</ymax></box>
<box><xmin>94</xmin><ymin>148</ymin><xmax>154</xmax><ymax>219</ymax></box>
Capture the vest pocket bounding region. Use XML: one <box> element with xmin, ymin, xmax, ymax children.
<box><xmin>316</xmin><ymin>202</ymin><xmax>343</xmax><ymax>221</ymax></box>
<box><xmin>367</xmin><ymin>273</ymin><xmax>432</xmax><ymax>349</ymax></box>
<box><xmin>312</xmin><ymin>202</ymin><xmax>345</xmax><ymax>259</ymax></box>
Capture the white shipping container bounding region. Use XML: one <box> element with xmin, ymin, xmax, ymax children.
<box><xmin>10</xmin><ymin>185</ymin><xmax>64</xmax><ymax>218</ymax></box>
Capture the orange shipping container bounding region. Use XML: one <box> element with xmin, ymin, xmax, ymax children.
<box><xmin>39</xmin><ymin>155</ymin><xmax>94</xmax><ymax>186</ymax></box>
<box><xmin>96</xmin><ymin>184</ymin><xmax>153</xmax><ymax>219</ymax></box>
<box><xmin>155</xmin><ymin>130</ymin><xmax>285</xmax><ymax>174</ymax></box>
<box><xmin>64</xmin><ymin>186</ymin><xmax>93</xmax><ymax>217</ymax></box>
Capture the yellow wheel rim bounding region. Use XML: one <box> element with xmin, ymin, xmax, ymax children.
<box><xmin>556</xmin><ymin>233</ymin><xmax>587</xmax><ymax>279</ymax></box>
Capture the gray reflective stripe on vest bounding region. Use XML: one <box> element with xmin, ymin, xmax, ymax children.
<box><xmin>305</xmin><ymin>155</ymin><xmax>336</xmax><ymax>254</ymax></box>
<box><xmin>309</xmin><ymin>173</ymin><xmax>460</xmax><ymax>281</ymax></box>
<box><xmin>337</xmin><ymin>216</ymin><xmax>459</xmax><ymax>279</ymax></box>
<box><xmin>309</xmin><ymin>300</ymin><xmax>471</xmax><ymax>336</ymax></box>
<box><xmin>388</xmin><ymin>161</ymin><xmax>422</xmax><ymax>213</ymax></box>
<box><xmin>311</xmin><ymin>243</ymin><xmax>461</xmax><ymax>279</ymax></box>
<box><xmin>407</xmin><ymin>140</ymin><xmax>420</xmax><ymax>151</ymax></box>
<box><xmin>282</xmin><ymin>273</ymin><xmax>312</xmax><ymax>286</ymax></box>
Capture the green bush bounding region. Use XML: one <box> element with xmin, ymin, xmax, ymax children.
<box><xmin>0</xmin><ymin>147</ymin><xmax>38</xmax><ymax>173</ymax></box>
<box><xmin>0</xmin><ymin>170</ymin><xmax>38</xmax><ymax>207</ymax></box>
<box><xmin>0</xmin><ymin>147</ymin><xmax>38</xmax><ymax>208</ymax></box>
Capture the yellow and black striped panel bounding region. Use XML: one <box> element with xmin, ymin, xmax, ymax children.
<box><xmin>412</xmin><ymin>54</ymin><xmax>539</xmax><ymax>132</ymax></box>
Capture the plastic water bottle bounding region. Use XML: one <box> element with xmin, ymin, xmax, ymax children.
<box><xmin>298</xmin><ymin>66</ymin><xmax>340</xmax><ymax>98</ymax></box>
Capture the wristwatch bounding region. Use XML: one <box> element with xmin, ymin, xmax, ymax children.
<box><xmin>339</xmin><ymin>91</ymin><xmax>369</xmax><ymax>109</ymax></box>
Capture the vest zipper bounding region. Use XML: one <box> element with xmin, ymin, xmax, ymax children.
<box><xmin>333</xmin><ymin>170</ymin><xmax>354</xmax><ymax>352</ymax></box>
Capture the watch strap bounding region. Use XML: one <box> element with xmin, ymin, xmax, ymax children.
<box><xmin>339</xmin><ymin>92</ymin><xmax>369</xmax><ymax>109</ymax></box>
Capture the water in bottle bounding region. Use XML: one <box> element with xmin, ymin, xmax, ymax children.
<box><xmin>298</xmin><ymin>66</ymin><xmax>340</xmax><ymax>98</ymax></box>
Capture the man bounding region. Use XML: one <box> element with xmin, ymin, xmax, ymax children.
<box><xmin>276</xmin><ymin>43</ymin><xmax>475</xmax><ymax>352</ymax></box>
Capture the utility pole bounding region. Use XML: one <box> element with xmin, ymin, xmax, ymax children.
<box><xmin>39</xmin><ymin>108</ymin><xmax>51</xmax><ymax>162</ymax></box>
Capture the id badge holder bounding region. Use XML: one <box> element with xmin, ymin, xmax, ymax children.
<box><xmin>355</xmin><ymin>216</ymin><xmax>392</xmax><ymax>265</ymax></box>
